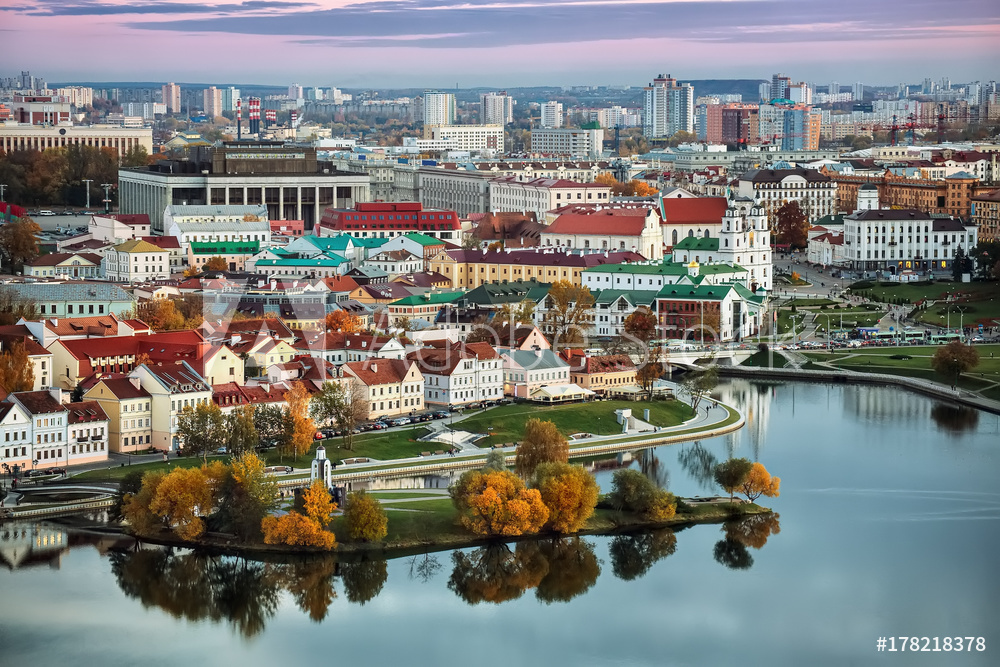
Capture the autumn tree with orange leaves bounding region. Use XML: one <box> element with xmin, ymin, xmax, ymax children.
<box><xmin>740</xmin><ymin>462</ymin><xmax>781</xmax><ymax>503</ymax></box>
<box><xmin>532</xmin><ymin>463</ymin><xmax>600</xmax><ymax>534</ymax></box>
<box><xmin>303</xmin><ymin>479</ymin><xmax>336</xmax><ymax>527</ymax></box>
<box><xmin>281</xmin><ymin>381</ymin><xmax>315</xmax><ymax>458</ymax></box>
<box><xmin>147</xmin><ymin>466</ymin><xmax>215</xmax><ymax>540</ymax></box>
<box><xmin>325</xmin><ymin>310</ymin><xmax>362</xmax><ymax>333</ymax></box>
<box><xmin>0</xmin><ymin>340</ymin><xmax>35</xmax><ymax>392</ymax></box>
<box><xmin>450</xmin><ymin>469</ymin><xmax>549</xmax><ymax>537</ymax></box>
<box><xmin>262</xmin><ymin>512</ymin><xmax>336</xmax><ymax>549</ymax></box>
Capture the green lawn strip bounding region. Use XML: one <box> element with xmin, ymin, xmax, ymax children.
<box><xmin>829</xmin><ymin>362</ymin><xmax>995</xmax><ymax>391</ymax></box>
<box><xmin>381</xmin><ymin>498</ymin><xmax>454</xmax><ymax>512</ymax></box>
<box><xmin>783</xmin><ymin>298</ymin><xmax>838</xmax><ymax>307</ymax></box>
<box><xmin>741</xmin><ymin>349</ymin><xmax>788</xmax><ymax>368</ymax></box>
<box><xmin>981</xmin><ymin>386</ymin><xmax>1000</xmax><ymax>402</ymax></box>
<box><xmin>800</xmin><ymin>362</ymin><xmax>836</xmax><ymax>371</ymax></box>
<box><xmin>831</xmin><ymin>350</ymin><xmax>1000</xmax><ymax>377</ymax></box>
<box><xmin>454</xmin><ymin>400</ymin><xmax>694</xmax><ymax>447</ymax></box>
<box><xmin>72</xmin><ymin>456</ymin><xmax>227</xmax><ymax>482</ymax></box>
<box><xmin>367</xmin><ymin>491</ymin><xmax>446</xmax><ymax>501</ymax></box>
<box><xmin>850</xmin><ymin>280</ymin><xmax>998</xmax><ymax>304</ymax></box>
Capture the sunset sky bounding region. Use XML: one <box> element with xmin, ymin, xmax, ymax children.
<box><xmin>5</xmin><ymin>0</ymin><xmax>999</xmax><ymax>87</ymax></box>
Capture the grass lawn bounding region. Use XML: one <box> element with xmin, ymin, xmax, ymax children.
<box><xmin>315</xmin><ymin>427</ymin><xmax>432</xmax><ymax>463</ymax></box>
<box><xmin>851</xmin><ymin>280</ymin><xmax>1000</xmax><ymax>326</ymax></box>
<box><xmin>981</xmin><ymin>386</ymin><xmax>1000</xmax><ymax>402</ymax></box>
<box><xmin>741</xmin><ymin>349</ymin><xmax>788</xmax><ymax>368</ymax></box>
<box><xmin>381</xmin><ymin>498</ymin><xmax>454</xmax><ymax>512</ymax></box>
<box><xmin>456</xmin><ymin>400</ymin><xmax>694</xmax><ymax>447</ymax></box>
<box><xmin>775</xmin><ymin>309</ymin><xmax>808</xmax><ymax>335</ymax></box>
<box><xmin>368</xmin><ymin>491</ymin><xmax>445</xmax><ymax>501</ymax></box>
<box><xmin>830</xmin><ymin>360</ymin><xmax>997</xmax><ymax>391</ymax></box>
<box><xmin>782</xmin><ymin>298</ymin><xmax>838</xmax><ymax>307</ymax></box>
<box><xmin>73</xmin><ymin>455</ymin><xmax>227</xmax><ymax>482</ymax></box>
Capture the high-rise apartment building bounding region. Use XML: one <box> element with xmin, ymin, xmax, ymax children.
<box><xmin>221</xmin><ymin>86</ymin><xmax>240</xmax><ymax>112</ymax></box>
<box><xmin>161</xmin><ymin>82</ymin><xmax>181</xmax><ymax>114</ymax></box>
<box><xmin>288</xmin><ymin>83</ymin><xmax>303</xmax><ymax>100</ymax></box>
<box><xmin>829</xmin><ymin>82</ymin><xmax>840</xmax><ymax>96</ymax></box>
<box><xmin>853</xmin><ymin>82</ymin><xmax>864</xmax><ymax>102</ymax></box>
<box><xmin>203</xmin><ymin>87</ymin><xmax>223</xmax><ymax>119</ymax></box>
<box><xmin>769</xmin><ymin>74</ymin><xmax>791</xmax><ymax>101</ymax></box>
<box><xmin>541</xmin><ymin>101</ymin><xmax>563</xmax><ymax>129</ymax></box>
<box><xmin>480</xmin><ymin>91</ymin><xmax>514</xmax><ymax>125</ymax></box>
<box><xmin>423</xmin><ymin>91</ymin><xmax>456</xmax><ymax>126</ymax></box>
<box><xmin>787</xmin><ymin>82</ymin><xmax>812</xmax><ymax>105</ymax></box>
<box><xmin>643</xmin><ymin>74</ymin><xmax>693</xmax><ymax>139</ymax></box>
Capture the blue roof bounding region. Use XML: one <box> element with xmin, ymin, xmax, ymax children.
<box><xmin>4</xmin><ymin>282</ymin><xmax>134</xmax><ymax>302</ymax></box>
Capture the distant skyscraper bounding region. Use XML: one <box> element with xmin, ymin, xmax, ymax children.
<box><xmin>423</xmin><ymin>91</ymin><xmax>456</xmax><ymax>126</ymax></box>
<box><xmin>480</xmin><ymin>91</ymin><xmax>514</xmax><ymax>125</ymax></box>
<box><xmin>759</xmin><ymin>82</ymin><xmax>770</xmax><ymax>102</ymax></box>
<box><xmin>161</xmin><ymin>82</ymin><xmax>181</xmax><ymax>114</ymax></box>
<box><xmin>221</xmin><ymin>86</ymin><xmax>240</xmax><ymax>112</ymax></box>
<box><xmin>769</xmin><ymin>74</ymin><xmax>791</xmax><ymax>101</ymax></box>
<box><xmin>288</xmin><ymin>83</ymin><xmax>303</xmax><ymax>99</ymax></box>
<box><xmin>203</xmin><ymin>86</ymin><xmax>223</xmax><ymax>118</ymax></box>
<box><xmin>787</xmin><ymin>82</ymin><xmax>811</xmax><ymax>105</ymax></box>
<box><xmin>643</xmin><ymin>74</ymin><xmax>694</xmax><ymax>138</ymax></box>
<box><xmin>540</xmin><ymin>101</ymin><xmax>563</xmax><ymax>129</ymax></box>
<box><xmin>853</xmin><ymin>82</ymin><xmax>864</xmax><ymax>101</ymax></box>
<box><xmin>829</xmin><ymin>81</ymin><xmax>840</xmax><ymax>95</ymax></box>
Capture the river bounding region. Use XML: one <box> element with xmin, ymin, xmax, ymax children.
<box><xmin>1</xmin><ymin>380</ymin><xmax>997</xmax><ymax>666</ymax></box>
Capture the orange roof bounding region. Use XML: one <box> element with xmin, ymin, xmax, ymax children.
<box><xmin>661</xmin><ymin>197</ymin><xmax>728</xmax><ymax>225</ymax></box>
<box><xmin>344</xmin><ymin>358</ymin><xmax>413</xmax><ymax>386</ymax></box>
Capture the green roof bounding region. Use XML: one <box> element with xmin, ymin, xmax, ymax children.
<box><xmin>730</xmin><ymin>282</ymin><xmax>767</xmax><ymax>304</ymax></box>
<box><xmin>460</xmin><ymin>280</ymin><xmax>551</xmax><ymax>305</ymax></box>
<box><xmin>697</xmin><ymin>263</ymin><xmax>747</xmax><ymax>275</ymax></box>
<box><xmin>255</xmin><ymin>255</ymin><xmax>348</xmax><ymax>267</ymax></box>
<box><xmin>304</xmin><ymin>236</ymin><xmax>356</xmax><ymax>252</ymax></box>
<box><xmin>655</xmin><ymin>284</ymin><xmax>735</xmax><ymax>301</ymax></box>
<box><xmin>401</xmin><ymin>232</ymin><xmax>445</xmax><ymax>247</ymax></box>
<box><xmin>190</xmin><ymin>240</ymin><xmax>260</xmax><ymax>255</ymax></box>
<box><xmin>592</xmin><ymin>289</ymin><xmax>659</xmax><ymax>306</ymax></box>
<box><xmin>672</xmin><ymin>237</ymin><xmax>720</xmax><ymax>252</ymax></box>
<box><xmin>390</xmin><ymin>291</ymin><xmax>465</xmax><ymax>306</ymax></box>
<box><xmin>813</xmin><ymin>214</ymin><xmax>845</xmax><ymax>227</ymax></box>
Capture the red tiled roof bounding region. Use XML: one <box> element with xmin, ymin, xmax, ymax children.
<box><xmin>92</xmin><ymin>377</ymin><xmax>150</xmax><ymax>399</ymax></box>
<box><xmin>141</xmin><ymin>235</ymin><xmax>181</xmax><ymax>249</ymax></box>
<box><xmin>11</xmin><ymin>390</ymin><xmax>67</xmax><ymax>415</ymax></box>
<box><xmin>545</xmin><ymin>210</ymin><xmax>649</xmax><ymax>236</ymax></box>
<box><xmin>344</xmin><ymin>358</ymin><xmax>413</xmax><ymax>386</ymax></box>
<box><xmin>41</xmin><ymin>315</ymin><xmax>122</xmax><ymax>337</ymax></box>
<box><xmin>105</xmin><ymin>214</ymin><xmax>151</xmax><ymax>227</ymax></box>
<box><xmin>661</xmin><ymin>197</ymin><xmax>728</xmax><ymax>225</ymax></box>
<box><xmin>321</xmin><ymin>275</ymin><xmax>361</xmax><ymax>292</ymax></box>
<box><xmin>814</xmin><ymin>232</ymin><xmax>844</xmax><ymax>246</ymax></box>
<box><xmin>0</xmin><ymin>334</ymin><xmax>49</xmax><ymax>357</ymax></box>
<box><xmin>26</xmin><ymin>252</ymin><xmax>102</xmax><ymax>267</ymax></box>
<box><xmin>66</xmin><ymin>401</ymin><xmax>109</xmax><ymax>424</ymax></box>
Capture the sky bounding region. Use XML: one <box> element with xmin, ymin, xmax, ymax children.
<box><xmin>4</xmin><ymin>0</ymin><xmax>1000</xmax><ymax>88</ymax></box>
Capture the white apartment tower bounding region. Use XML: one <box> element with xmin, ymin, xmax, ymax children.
<box><xmin>480</xmin><ymin>91</ymin><xmax>514</xmax><ymax>125</ymax></box>
<box><xmin>203</xmin><ymin>87</ymin><xmax>223</xmax><ymax>119</ymax></box>
<box><xmin>643</xmin><ymin>74</ymin><xmax>693</xmax><ymax>139</ymax></box>
<box><xmin>541</xmin><ymin>101</ymin><xmax>564</xmax><ymax>129</ymax></box>
<box><xmin>221</xmin><ymin>86</ymin><xmax>240</xmax><ymax>112</ymax></box>
<box><xmin>424</xmin><ymin>91</ymin><xmax>456</xmax><ymax>126</ymax></box>
<box><xmin>161</xmin><ymin>82</ymin><xmax>181</xmax><ymax>114</ymax></box>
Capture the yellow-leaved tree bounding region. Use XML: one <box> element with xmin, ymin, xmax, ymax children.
<box><xmin>148</xmin><ymin>466</ymin><xmax>214</xmax><ymax>540</ymax></box>
<box><xmin>122</xmin><ymin>470</ymin><xmax>166</xmax><ymax>536</ymax></box>
<box><xmin>0</xmin><ymin>340</ymin><xmax>35</xmax><ymax>392</ymax></box>
<box><xmin>282</xmin><ymin>381</ymin><xmax>315</xmax><ymax>458</ymax></box>
<box><xmin>343</xmin><ymin>490</ymin><xmax>388</xmax><ymax>542</ymax></box>
<box><xmin>303</xmin><ymin>479</ymin><xmax>336</xmax><ymax>528</ymax></box>
<box><xmin>532</xmin><ymin>463</ymin><xmax>600</xmax><ymax>534</ymax></box>
<box><xmin>261</xmin><ymin>513</ymin><xmax>336</xmax><ymax>549</ymax></box>
<box><xmin>450</xmin><ymin>469</ymin><xmax>548</xmax><ymax>537</ymax></box>
<box><xmin>740</xmin><ymin>462</ymin><xmax>781</xmax><ymax>503</ymax></box>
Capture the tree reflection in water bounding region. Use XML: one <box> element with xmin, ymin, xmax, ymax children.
<box><xmin>110</xmin><ymin>549</ymin><xmax>282</xmax><ymax>638</ymax></box>
<box><xmin>279</xmin><ymin>559</ymin><xmax>337</xmax><ymax>622</ymax></box>
<box><xmin>341</xmin><ymin>557</ymin><xmax>388</xmax><ymax>605</ymax></box>
<box><xmin>930</xmin><ymin>403</ymin><xmax>980</xmax><ymax>433</ymax></box>
<box><xmin>712</xmin><ymin>512</ymin><xmax>782</xmax><ymax>571</ymax></box>
<box><xmin>407</xmin><ymin>553</ymin><xmax>442</xmax><ymax>583</ymax></box>
<box><xmin>676</xmin><ymin>441</ymin><xmax>719</xmax><ymax>492</ymax></box>
<box><xmin>608</xmin><ymin>529</ymin><xmax>677</xmax><ymax>581</ymax></box>
<box><xmin>634</xmin><ymin>449</ymin><xmax>670</xmax><ymax>490</ymax></box>
<box><xmin>448</xmin><ymin>538</ymin><xmax>600</xmax><ymax>605</ymax></box>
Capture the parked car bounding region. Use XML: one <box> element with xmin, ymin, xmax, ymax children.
<box><xmin>25</xmin><ymin>469</ymin><xmax>49</xmax><ymax>478</ymax></box>
<box><xmin>48</xmin><ymin>467</ymin><xmax>66</xmax><ymax>475</ymax></box>
<box><xmin>433</xmin><ymin>411</ymin><xmax>449</xmax><ymax>419</ymax></box>
<box><xmin>215</xmin><ymin>447</ymin><xmax>228</xmax><ymax>454</ymax></box>
<box><xmin>38</xmin><ymin>209</ymin><xmax>56</xmax><ymax>216</ymax></box>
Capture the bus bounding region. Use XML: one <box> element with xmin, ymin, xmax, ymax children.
<box><xmin>873</xmin><ymin>332</ymin><xmax>897</xmax><ymax>342</ymax></box>
<box><xmin>929</xmin><ymin>333</ymin><xmax>962</xmax><ymax>344</ymax></box>
<box><xmin>903</xmin><ymin>330</ymin><xmax>926</xmax><ymax>343</ymax></box>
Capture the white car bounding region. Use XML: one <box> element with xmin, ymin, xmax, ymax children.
<box><xmin>38</xmin><ymin>209</ymin><xmax>56</xmax><ymax>216</ymax></box>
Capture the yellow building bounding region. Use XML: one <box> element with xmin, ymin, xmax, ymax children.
<box><xmin>428</xmin><ymin>248</ymin><xmax>644</xmax><ymax>289</ymax></box>
<box><xmin>84</xmin><ymin>377</ymin><xmax>153</xmax><ymax>454</ymax></box>
<box><xmin>342</xmin><ymin>359</ymin><xmax>424</xmax><ymax>420</ymax></box>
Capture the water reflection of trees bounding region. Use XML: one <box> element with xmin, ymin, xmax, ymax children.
<box><xmin>341</xmin><ymin>558</ymin><xmax>388</xmax><ymax>605</ymax></box>
<box><xmin>677</xmin><ymin>442</ymin><xmax>719</xmax><ymax>492</ymax></box>
<box><xmin>110</xmin><ymin>549</ymin><xmax>342</xmax><ymax>636</ymax></box>
<box><xmin>448</xmin><ymin>538</ymin><xmax>600</xmax><ymax>605</ymax></box>
<box><xmin>712</xmin><ymin>512</ymin><xmax>782</xmax><ymax>571</ymax></box>
<box><xmin>634</xmin><ymin>449</ymin><xmax>670</xmax><ymax>489</ymax></box>
<box><xmin>609</xmin><ymin>529</ymin><xmax>677</xmax><ymax>581</ymax></box>
<box><xmin>930</xmin><ymin>404</ymin><xmax>980</xmax><ymax>433</ymax></box>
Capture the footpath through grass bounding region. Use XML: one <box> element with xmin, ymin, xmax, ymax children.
<box><xmin>456</xmin><ymin>399</ymin><xmax>694</xmax><ymax>447</ymax></box>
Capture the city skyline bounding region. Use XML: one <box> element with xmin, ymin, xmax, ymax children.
<box><xmin>4</xmin><ymin>0</ymin><xmax>999</xmax><ymax>87</ymax></box>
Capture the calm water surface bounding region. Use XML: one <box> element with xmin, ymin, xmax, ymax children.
<box><xmin>1</xmin><ymin>380</ymin><xmax>997</xmax><ymax>667</ymax></box>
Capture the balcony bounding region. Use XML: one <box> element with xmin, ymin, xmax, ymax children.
<box><xmin>76</xmin><ymin>436</ymin><xmax>88</xmax><ymax>443</ymax></box>
<box><xmin>91</xmin><ymin>435</ymin><xmax>103</xmax><ymax>441</ymax></box>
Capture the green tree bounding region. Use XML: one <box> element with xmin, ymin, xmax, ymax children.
<box><xmin>931</xmin><ymin>341</ymin><xmax>980</xmax><ymax>388</ymax></box>
<box><xmin>608</xmin><ymin>468</ymin><xmax>677</xmax><ymax>520</ymax></box>
<box><xmin>482</xmin><ymin>448</ymin><xmax>507</xmax><ymax>472</ymax></box>
<box><xmin>176</xmin><ymin>402</ymin><xmax>227</xmax><ymax>463</ymax></box>
<box><xmin>515</xmin><ymin>418</ymin><xmax>569</xmax><ymax>478</ymax></box>
<box><xmin>713</xmin><ymin>458</ymin><xmax>754</xmax><ymax>501</ymax></box>
<box><xmin>951</xmin><ymin>247</ymin><xmax>974</xmax><ymax>281</ymax></box>
<box><xmin>310</xmin><ymin>380</ymin><xmax>367</xmax><ymax>451</ymax></box>
<box><xmin>253</xmin><ymin>404</ymin><xmax>285</xmax><ymax>447</ymax></box>
<box><xmin>681</xmin><ymin>364</ymin><xmax>718</xmax><ymax>412</ymax></box>
<box><xmin>542</xmin><ymin>280</ymin><xmax>595</xmax><ymax>351</ymax></box>
<box><xmin>343</xmin><ymin>490</ymin><xmax>388</xmax><ymax>542</ymax></box>
<box><xmin>225</xmin><ymin>405</ymin><xmax>259</xmax><ymax>456</ymax></box>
